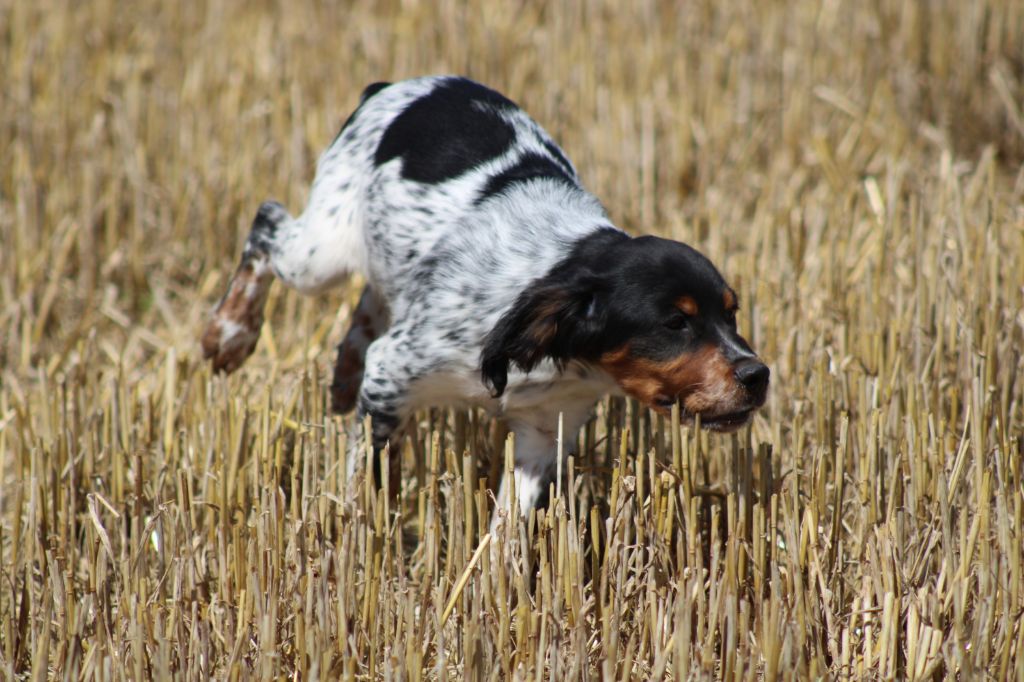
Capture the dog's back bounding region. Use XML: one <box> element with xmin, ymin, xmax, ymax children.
<box><xmin>305</xmin><ymin>76</ymin><xmax>592</xmax><ymax>305</ymax></box>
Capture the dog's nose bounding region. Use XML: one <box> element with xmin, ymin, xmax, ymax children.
<box><xmin>735</xmin><ymin>360</ymin><xmax>770</xmax><ymax>395</ymax></box>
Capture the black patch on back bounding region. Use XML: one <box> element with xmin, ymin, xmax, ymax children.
<box><xmin>543</xmin><ymin>140</ymin><xmax>575</xmax><ymax>176</ymax></box>
<box><xmin>374</xmin><ymin>78</ymin><xmax>518</xmax><ymax>184</ymax></box>
<box><xmin>333</xmin><ymin>82</ymin><xmax>393</xmax><ymax>144</ymax></box>
<box><xmin>476</xmin><ymin>152</ymin><xmax>575</xmax><ymax>204</ymax></box>
<box><xmin>360</xmin><ymin>82</ymin><xmax>392</xmax><ymax>103</ymax></box>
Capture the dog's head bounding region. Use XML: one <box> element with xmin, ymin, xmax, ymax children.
<box><xmin>481</xmin><ymin>228</ymin><xmax>768</xmax><ymax>431</ymax></box>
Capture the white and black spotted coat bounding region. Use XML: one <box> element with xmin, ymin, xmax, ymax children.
<box><xmin>211</xmin><ymin>76</ymin><xmax>769</xmax><ymax>523</ymax></box>
<box><xmin>252</xmin><ymin>76</ymin><xmax>624</xmax><ymax>518</ymax></box>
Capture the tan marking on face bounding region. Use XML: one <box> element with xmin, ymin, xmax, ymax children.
<box><xmin>676</xmin><ymin>296</ymin><xmax>699</xmax><ymax>316</ymax></box>
<box><xmin>723</xmin><ymin>288</ymin><xmax>737</xmax><ymax>312</ymax></box>
<box><xmin>598</xmin><ymin>343</ymin><xmax>745</xmax><ymax>416</ymax></box>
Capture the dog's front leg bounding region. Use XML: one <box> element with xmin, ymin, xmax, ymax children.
<box><xmin>348</xmin><ymin>326</ymin><xmax>426</xmax><ymax>490</ymax></box>
<box><xmin>489</xmin><ymin>402</ymin><xmax>598</xmax><ymax>533</ymax></box>
<box><xmin>491</xmin><ymin>420</ymin><xmax>558</xmax><ymax>532</ymax></box>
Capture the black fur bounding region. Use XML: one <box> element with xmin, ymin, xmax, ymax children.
<box><xmin>480</xmin><ymin>228</ymin><xmax>764</xmax><ymax>396</ymax></box>
<box><xmin>245</xmin><ymin>201</ymin><xmax>286</xmax><ymax>254</ymax></box>
<box><xmin>334</xmin><ymin>82</ymin><xmax>393</xmax><ymax>145</ymax></box>
<box><xmin>542</xmin><ymin>140</ymin><xmax>574</xmax><ymax>175</ymax></box>
<box><xmin>375</xmin><ymin>77</ymin><xmax>518</xmax><ymax>184</ymax></box>
<box><xmin>360</xmin><ymin>81</ymin><xmax>392</xmax><ymax>103</ymax></box>
<box><xmin>476</xmin><ymin>152</ymin><xmax>576</xmax><ymax>204</ymax></box>
<box><xmin>481</xmin><ymin>228</ymin><xmax>627</xmax><ymax>396</ymax></box>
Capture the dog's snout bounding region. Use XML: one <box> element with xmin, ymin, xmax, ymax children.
<box><xmin>735</xmin><ymin>359</ymin><xmax>770</xmax><ymax>395</ymax></box>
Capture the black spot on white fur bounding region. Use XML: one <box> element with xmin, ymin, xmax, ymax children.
<box><xmin>543</xmin><ymin>140</ymin><xmax>575</xmax><ymax>176</ymax></box>
<box><xmin>332</xmin><ymin>81</ymin><xmax>392</xmax><ymax>145</ymax></box>
<box><xmin>246</xmin><ymin>201</ymin><xmax>288</xmax><ymax>255</ymax></box>
<box><xmin>374</xmin><ymin>77</ymin><xmax>518</xmax><ymax>184</ymax></box>
<box><xmin>477</xmin><ymin>152</ymin><xmax>576</xmax><ymax>205</ymax></box>
<box><xmin>360</xmin><ymin>82</ymin><xmax>392</xmax><ymax>103</ymax></box>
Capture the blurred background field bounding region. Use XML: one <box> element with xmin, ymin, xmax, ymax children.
<box><xmin>1</xmin><ymin>0</ymin><xmax>1023</xmax><ymax>678</ymax></box>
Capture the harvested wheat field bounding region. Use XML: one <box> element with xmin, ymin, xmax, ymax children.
<box><xmin>2</xmin><ymin>0</ymin><xmax>1024</xmax><ymax>679</ymax></box>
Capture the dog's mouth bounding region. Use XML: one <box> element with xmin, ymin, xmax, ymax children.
<box><xmin>652</xmin><ymin>398</ymin><xmax>755</xmax><ymax>432</ymax></box>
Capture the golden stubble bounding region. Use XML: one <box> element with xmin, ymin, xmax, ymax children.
<box><xmin>2</xmin><ymin>0</ymin><xmax>1022</xmax><ymax>678</ymax></box>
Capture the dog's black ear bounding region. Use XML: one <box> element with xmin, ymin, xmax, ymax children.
<box><xmin>480</xmin><ymin>271</ymin><xmax>606</xmax><ymax>397</ymax></box>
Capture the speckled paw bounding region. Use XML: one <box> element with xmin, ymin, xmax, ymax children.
<box><xmin>201</xmin><ymin>252</ymin><xmax>273</xmax><ymax>373</ymax></box>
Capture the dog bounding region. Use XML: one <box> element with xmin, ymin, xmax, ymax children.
<box><xmin>201</xmin><ymin>76</ymin><xmax>769</xmax><ymax>523</ymax></box>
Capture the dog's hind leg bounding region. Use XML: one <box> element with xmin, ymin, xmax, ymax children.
<box><xmin>203</xmin><ymin>191</ymin><xmax>365</xmax><ymax>372</ymax></box>
<box><xmin>202</xmin><ymin>201</ymin><xmax>289</xmax><ymax>373</ymax></box>
<box><xmin>331</xmin><ymin>285</ymin><xmax>389</xmax><ymax>414</ymax></box>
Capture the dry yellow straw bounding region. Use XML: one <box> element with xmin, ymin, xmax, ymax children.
<box><xmin>441</xmin><ymin>533</ymin><xmax>492</xmax><ymax>624</ymax></box>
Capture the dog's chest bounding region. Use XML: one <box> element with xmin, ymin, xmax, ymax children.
<box><xmin>408</xmin><ymin>361</ymin><xmax>615</xmax><ymax>422</ymax></box>
<box><xmin>501</xmin><ymin>363</ymin><xmax>618</xmax><ymax>414</ymax></box>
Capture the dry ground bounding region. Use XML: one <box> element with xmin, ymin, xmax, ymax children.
<box><xmin>2</xmin><ymin>0</ymin><xmax>1024</xmax><ymax>679</ymax></box>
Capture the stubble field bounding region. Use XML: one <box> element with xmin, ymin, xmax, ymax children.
<box><xmin>1</xmin><ymin>0</ymin><xmax>1023</xmax><ymax>679</ymax></box>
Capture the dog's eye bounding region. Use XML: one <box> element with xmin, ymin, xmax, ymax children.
<box><xmin>665</xmin><ymin>313</ymin><xmax>689</xmax><ymax>331</ymax></box>
<box><xmin>726</xmin><ymin>309</ymin><xmax>738</xmax><ymax>327</ymax></box>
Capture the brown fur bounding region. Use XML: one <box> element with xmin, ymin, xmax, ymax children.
<box><xmin>527</xmin><ymin>297</ymin><xmax>568</xmax><ymax>346</ymax></box>
<box><xmin>676</xmin><ymin>295</ymin><xmax>699</xmax><ymax>316</ymax></box>
<box><xmin>329</xmin><ymin>286</ymin><xmax>389</xmax><ymax>413</ymax></box>
<box><xmin>598</xmin><ymin>343</ymin><xmax>743</xmax><ymax>416</ymax></box>
<box><xmin>723</xmin><ymin>288</ymin><xmax>737</xmax><ymax>311</ymax></box>
<box><xmin>331</xmin><ymin>310</ymin><xmax>375</xmax><ymax>413</ymax></box>
<box><xmin>201</xmin><ymin>253</ymin><xmax>273</xmax><ymax>373</ymax></box>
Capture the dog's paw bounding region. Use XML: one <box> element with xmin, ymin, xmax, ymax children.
<box><xmin>201</xmin><ymin>254</ymin><xmax>273</xmax><ymax>373</ymax></box>
<box><xmin>202</xmin><ymin>315</ymin><xmax>261</xmax><ymax>373</ymax></box>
